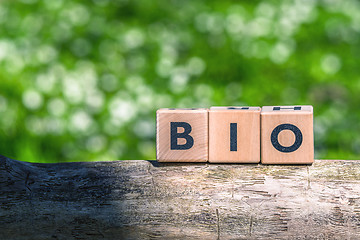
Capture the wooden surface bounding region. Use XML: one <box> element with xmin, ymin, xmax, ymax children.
<box><xmin>2</xmin><ymin>155</ymin><xmax>360</xmax><ymax>239</ymax></box>
<box><xmin>156</xmin><ymin>108</ymin><xmax>208</xmax><ymax>162</ymax></box>
<box><xmin>209</xmin><ymin>107</ymin><xmax>260</xmax><ymax>163</ymax></box>
<box><xmin>261</xmin><ymin>106</ymin><xmax>314</xmax><ymax>164</ymax></box>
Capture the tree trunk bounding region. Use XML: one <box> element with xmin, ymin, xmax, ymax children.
<box><xmin>1</xmin><ymin>155</ymin><xmax>360</xmax><ymax>239</ymax></box>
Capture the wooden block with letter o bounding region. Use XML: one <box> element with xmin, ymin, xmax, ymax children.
<box><xmin>209</xmin><ymin>106</ymin><xmax>261</xmax><ymax>163</ymax></box>
<box><xmin>261</xmin><ymin>106</ymin><xmax>314</xmax><ymax>164</ymax></box>
<box><xmin>156</xmin><ymin>108</ymin><xmax>208</xmax><ymax>162</ymax></box>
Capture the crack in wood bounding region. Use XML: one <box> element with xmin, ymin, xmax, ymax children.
<box><xmin>307</xmin><ymin>165</ymin><xmax>311</xmax><ymax>190</ymax></box>
<box><xmin>249</xmin><ymin>215</ymin><xmax>253</xmax><ymax>236</ymax></box>
<box><xmin>216</xmin><ymin>208</ymin><xmax>220</xmax><ymax>240</ymax></box>
<box><xmin>148</xmin><ymin>162</ymin><xmax>157</xmax><ymax>196</ymax></box>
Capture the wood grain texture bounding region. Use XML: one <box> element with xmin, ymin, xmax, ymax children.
<box><xmin>156</xmin><ymin>108</ymin><xmax>208</xmax><ymax>162</ymax></box>
<box><xmin>209</xmin><ymin>107</ymin><xmax>260</xmax><ymax>163</ymax></box>
<box><xmin>261</xmin><ymin>106</ymin><xmax>314</xmax><ymax>164</ymax></box>
<box><xmin>2</xmin><ymin>155</ymin><xmax>360</xmax><ymax>239</ymax></box>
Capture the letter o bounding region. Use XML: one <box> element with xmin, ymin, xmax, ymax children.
<box><xmin>271</xmin><ymin>124</ymin><xmax>302</xmax><ymax>153</ymax></box>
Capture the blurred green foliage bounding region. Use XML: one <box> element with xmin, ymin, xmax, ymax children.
<box><xmin>0</xmin><ymin>0</ymin><xmax>359</xmax><ymax>162</ymax></box>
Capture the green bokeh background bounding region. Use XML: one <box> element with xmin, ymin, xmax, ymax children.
<box><xmin>0</xmin><ymin>0</ymin><xmax>359</xmax><ymax>162</ymax></box>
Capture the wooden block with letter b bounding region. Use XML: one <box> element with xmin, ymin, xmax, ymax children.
<box><xmin>209</xmin><ymin>106</ymin><xmax>261</xmax><ymax>163</ymax></box>
<box><xmin>261</xmin><ymin>106</ymin><xmax>314</xmax><ymax>164</ymax></box>
<box><xmin>156</xmin><ymin>108</ymin><xmax>208</xmax><ymax>162</ymax></box>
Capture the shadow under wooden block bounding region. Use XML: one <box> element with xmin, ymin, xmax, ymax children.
<box><xmin>261</xmin><ymin>105</ymin><xmax>314</xmax><ymax>164</ymax></box>
<box><xmin>209</xmin><ymin>106</ymin><xmax>260</xmax><ymax>163</ymax></box>
<box><xmin>156</xmin><ymin>108</ymin><xmax>208</xmax><ymax>162</ymax></box>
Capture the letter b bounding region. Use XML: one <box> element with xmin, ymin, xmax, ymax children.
<box><xmin>170</xmin><ymin>122</ymin><xmax>194</xmax><ymax>150</ymax></box>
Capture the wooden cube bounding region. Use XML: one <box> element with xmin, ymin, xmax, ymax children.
<box><xmin>156</xmin><ymin>108</ymin><xmax>208</xmax><ymax>162</ymax></box>
<box><xmin>261</xmin><ymin>106</ymin><xmax>314</xmax><ymax>164</ymax></box>
<box><xmin>209</xmin><ymin>106</ymin><xmax>261</xmax><ymax>163</ymax></box>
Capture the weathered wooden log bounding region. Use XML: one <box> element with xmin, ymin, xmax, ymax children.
<box><xmin>1</xmin><ymin>155</ymin><xmax>360</xmax><ymax>239</ymax></box>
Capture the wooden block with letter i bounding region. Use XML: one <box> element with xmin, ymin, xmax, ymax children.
<box><xmin>209</xmin><ymin>106</ymin><xmax>261</xmax><ymax>163</ymax></box>
<box><xmin>156</xmin><ymin>108</ymin><xmax>208</xmax><ymax>162</ymax></box>
<box><xmin>261</xmin><ymin>106</ymin><xmax>314</xmax><ymax>164</ymax></box>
